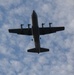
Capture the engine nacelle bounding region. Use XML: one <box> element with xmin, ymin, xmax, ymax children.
<box><xmin>21</xmin><ymin>24</ymin><xmax>24</xmax><ymax>29</ymax></box>
<box><xmin>42</xmin><ymin>23</ymin><xmax>45</xmax><ymax>28</ymax></box>
<box><xmin>28</xmin><ymin>24</ymin><xmax>30</xmax><ymax>28</ymax></box>
<box><xmin>49</xmin><ymin>23</ymin><xmax>52</xmax><ymax>27</ymax></box>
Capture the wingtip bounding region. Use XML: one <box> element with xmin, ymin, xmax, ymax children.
<box><xmin>8</xmin><ymin>29</ymin><xmax>10</xmax><ymax>32</ymax></box>
<box><xmin>64</xmin><ymin>27</ymin><xmax>65</xmax><ymax>30</ymax></box>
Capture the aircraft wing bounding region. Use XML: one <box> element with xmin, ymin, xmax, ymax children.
<box><xmin>8</xmin><ymin>28</ymin><xmax>32</xmax><ymax>35</ymax></box>
<box><xmin>39</xmin><ymin>27</ymin><xmax>65</xmax><ymax>35</ymax></box>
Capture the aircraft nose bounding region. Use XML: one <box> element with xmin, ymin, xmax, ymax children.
<box><xmin>33</xmin><ymin>10</ymin><xmax>35</xmax><ymax>13</ymax></box>
<box><xmin>32</xmin><ymin>10</ymin><xmax>37</xmax><ymax>16</ymax></box>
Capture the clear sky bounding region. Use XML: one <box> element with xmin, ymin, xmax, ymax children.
<box><xmin>0</xmin><ymin>0</ymin><xmax>74</xmax><ymax>75</ymax></box>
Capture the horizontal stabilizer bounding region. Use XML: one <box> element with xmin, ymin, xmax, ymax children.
<box><xmin>27</xmin><ymin>48</ymin><xmax>49</xmax><ymax>53</ymax></box>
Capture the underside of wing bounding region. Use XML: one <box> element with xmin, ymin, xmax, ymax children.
<box><xmin>39</xmin><ymin>27</ymin><xmax>65</xmax><ymax>35</ymax></box>
<box><xmin>9</xmin><ymin>28</ymin><xmax>32</xmax><ymax>35</ymax></box>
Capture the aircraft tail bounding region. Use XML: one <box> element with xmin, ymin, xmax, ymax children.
<box><xmin>27</xmin><ymin>48</ymin><xmax>49</xmax><ymax>53</ymax></box>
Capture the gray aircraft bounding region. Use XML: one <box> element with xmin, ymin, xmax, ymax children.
<box><xmin>8</xmin><ymin>10</ymin><xmax>65</xmax><ymax>53</ymax></box>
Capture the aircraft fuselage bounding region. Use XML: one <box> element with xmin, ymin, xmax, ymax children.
<box><xmin>32</xmin><ymin>10</ymin><xmax>40</xmax><ymax>53</ymax></box>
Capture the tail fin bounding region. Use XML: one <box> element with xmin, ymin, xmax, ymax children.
<box><xmin>27</xmin><ymin>48</ymin><xmax>49</xmax><ymax>53</ymax></box>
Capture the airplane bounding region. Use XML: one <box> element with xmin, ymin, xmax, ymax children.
<box><xmin>8</xmin><ymin>10</ymin><xmax>65</xmax><ymax>54</ymax></box>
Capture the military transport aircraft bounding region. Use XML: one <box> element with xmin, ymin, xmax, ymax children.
<box><xmin>8</xmin><ymin>10</ymin><xmax>65</xmax><ymax>53</ymax></box>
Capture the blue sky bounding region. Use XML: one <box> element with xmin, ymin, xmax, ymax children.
<box><xmin>0</xmin><ymin>0</ymin><xmax>74</xmax><ymax>75</ymax></box>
